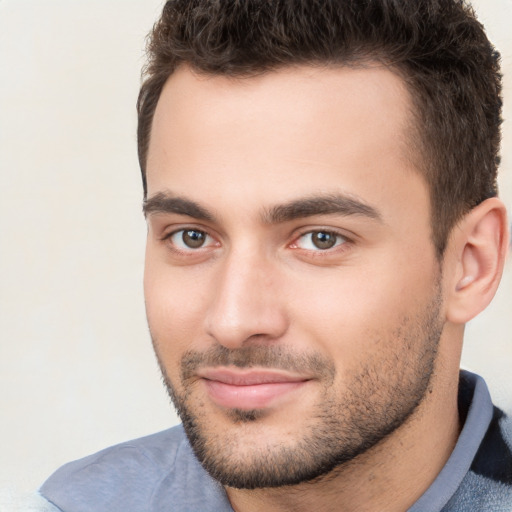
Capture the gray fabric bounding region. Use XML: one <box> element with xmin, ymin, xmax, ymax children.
<box><xmin>443</xmin><ymin>472</ymin><xmax>512</xmax><ymax>512</ymax></box>
<box><xmin>41</xmin><ymin>427</ymin><xmax>232</xmax><ymax>512</ymax></box>
<box><xmin>410</xmin><ymin>371</ymin><xmax>494</xmax><ymax>511</ymax></box>
<box><xmin>40</xmin><ymin>371</ymin><xmax>511</xmax><ymax>512</ymax></box>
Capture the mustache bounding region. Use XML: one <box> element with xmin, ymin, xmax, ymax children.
<box><xmin>180</xmin><ymin>345</ymin><xmax>336</xmax><ymax>382</ymax></box>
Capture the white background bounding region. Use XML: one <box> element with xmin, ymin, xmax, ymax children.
<box><xmin>1</xmin><ymin>0</ymin><xmax>511</xmax><ymax>493</ymax></box>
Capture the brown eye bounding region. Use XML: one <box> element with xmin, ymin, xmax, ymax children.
<box><xmin>182</xmin><ymin>230</ymin><xmax>206</xmax><ymax>248</ymax></box>
<box><xmin>168</xmin><ymin>229</ymin><xmax>213</xmax><ymax>250</ymax></box>
<box><xmin>295</xmin><ymin>231</ymin><xmax>345</xmax><ymax>251</ymax></box>
<box><xmin>311</xmin><ymin>231</ymin><xmax>338</xmax><ymax>249</ymax></box>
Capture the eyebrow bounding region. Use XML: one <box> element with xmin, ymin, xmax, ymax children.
<box><xmin>143</xmin><ymin>191</ymin><xmax>382</xmax><ymax>224</ymax></box>
<box><xmin>262</xmin><ymin>194</ymin><xmax>382</xmax><ymax>224</ymax></box>
<box><xmin>143</xmin><ymin>192</ymin><xmax>214</xmax><ymax>221</ymax></box>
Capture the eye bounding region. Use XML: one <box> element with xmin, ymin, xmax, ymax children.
<box><xmin>294</xmin><ymin>230</ymin><xmax>346</xmax><ymax>251</ymax></box>
<box><xmin>168</xmin><ymin>229</ymin><xmax>214</xmax><ymax>250</ymax></box>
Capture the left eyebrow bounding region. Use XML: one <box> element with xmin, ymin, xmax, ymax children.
<box><xmin>143</xmin><ymin>192</ymin><xmax>214</xmax><ymax>221</ymax></box>
<box><xmin>262</xmin><ymin>194</ymin><xmax>383</xmax><ymax>224</ymax></box>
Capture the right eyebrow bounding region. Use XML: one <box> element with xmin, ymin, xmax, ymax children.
<box><xmin>262</xmin><ymin>194</ymin><xmax>383</xmax><ymax>224</ymax></box>
<box><xmin>143</xmin><ymin>192</ymin><xmax>214</xmax><ymax>221</ymax></box>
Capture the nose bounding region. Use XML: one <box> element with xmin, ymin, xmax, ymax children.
<box><xmin>204</xmin><ymin>251</ymin><xmax>289</xmax><ymax>349</ymax></box>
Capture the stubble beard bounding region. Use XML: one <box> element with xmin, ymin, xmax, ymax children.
<box><xmin>152</xmin><ymin>291</ymin><xmax>443</xmax><ymax>490</ymax></box>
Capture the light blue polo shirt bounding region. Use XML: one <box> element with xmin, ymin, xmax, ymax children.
<box><xmin>39</xmin><ymin>371</ymin><xmax>512</xmax><ymax>511</ymax></box>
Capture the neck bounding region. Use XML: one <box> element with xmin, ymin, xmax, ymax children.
<box><xmin>226</xmin><ymin>367</ymin><xmax>461</xmax><ymax>512</ymax></box>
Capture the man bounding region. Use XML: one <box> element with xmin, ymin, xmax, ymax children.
<box><xmin>31</xmin><ymin>0</ymin><xmax>511</xmax><ymax>510</ymax></box>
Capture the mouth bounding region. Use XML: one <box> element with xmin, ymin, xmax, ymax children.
<box><xmin>197</xmin><ymin>368</ymin><xmax>311</xmax><ymax>410</ymax></box>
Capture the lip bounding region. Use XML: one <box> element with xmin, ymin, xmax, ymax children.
<box><xmin>197</xmin><ymin>368</ymin><xmax>310</xmax><ymax>410</ymax></box>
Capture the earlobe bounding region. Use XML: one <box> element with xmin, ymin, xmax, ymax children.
<box><xmin>446</xmin><ymin>197</ymin><xmax>509</xmax><ymax>324</ymax></box>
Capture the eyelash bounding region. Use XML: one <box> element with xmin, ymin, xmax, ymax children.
<box><xmin>291</xmin><ymin>229</ymin><xmax>349</xmax><ymax>252</ymax></box>
<box><xmin>162</xmin><ymin>228</ymin><xmax>218</xmax><ymax>253</ymax></box>
<box><xmin>161</xmin><ymin>227</ymin><xmax>352</xmax><ymax>257</ymax></box>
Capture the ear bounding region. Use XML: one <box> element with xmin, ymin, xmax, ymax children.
<box><xmin>445</xmin><ymin>197</ymin><xmax>509</xmax><ymax>324</ymax></box>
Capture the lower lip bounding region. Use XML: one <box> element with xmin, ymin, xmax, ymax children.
<box><xmin>203</xmin><ymin>380</ymin><xmax>306</xmax><ymax>410</ymax></box>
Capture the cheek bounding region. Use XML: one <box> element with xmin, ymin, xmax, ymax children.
<box><xmin>288</xmin><ymin>254</ymin><xmax>437</xmax><ymax>364</ymax></box>
<box><xmin>144</xmin><ymin>253</ymin><xmax>211</xmax><ymax>362</ymax></box>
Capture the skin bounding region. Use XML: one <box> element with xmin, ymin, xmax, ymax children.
<box><xmin>143</xmin><ymin>65</ymin><xmax>509</xmax><ymax>512</ymax></box>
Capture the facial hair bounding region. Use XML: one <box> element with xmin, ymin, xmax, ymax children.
<box><xmin>153</xmin><ymin>290</ymin><xmax>443</xmax><ymax>490</ymax></box>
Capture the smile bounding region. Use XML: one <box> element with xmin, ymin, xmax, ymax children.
<box><xmin>197</xmin><ymin>368</ymin><xmax>310</xmax><ymax>410</ymax></box>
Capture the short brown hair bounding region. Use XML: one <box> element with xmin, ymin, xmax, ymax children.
<box><xmin>137</xmin><ymin>0</ymin><xmax>502</xmax><ymax>255</ymax></box>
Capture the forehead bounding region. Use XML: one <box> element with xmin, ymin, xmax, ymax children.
<box><xmin>146</xmin><ymin>64</ymin><xmax>428</xmax><ymax>226</ymax></box>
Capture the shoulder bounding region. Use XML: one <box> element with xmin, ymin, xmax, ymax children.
<box><xmin>444</xmin><ymin>407</ymin><xmax>512</xmax><ymax>511</ymax></box>
<box><xmin>41</xmin><ymin>426</ymin><xmax>186</xmax><ymax>493</ymax></box>
<box><xmin>460</xmin><ymin>377</ymin><xmax>512</xmax><ymax>510</ymax></box>
<box><xmin>39</xmin><ymin>426</ymin><xmax>231</xmax><ymax>512</ymax></box>
<box><xmin>471</xmin><ymin>406</ymin><xmax>512</xmax><ymax>485</ymax></box>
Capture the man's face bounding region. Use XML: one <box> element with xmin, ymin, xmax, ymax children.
<box><xmin>144</xmin><ymin>65</ymin><xmax>444</xmax><ymax>488</ymax></box>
